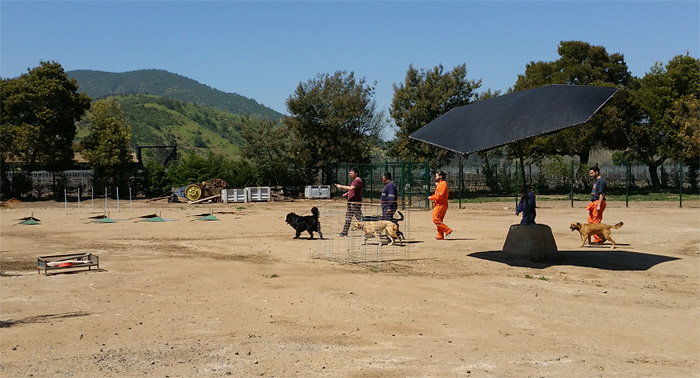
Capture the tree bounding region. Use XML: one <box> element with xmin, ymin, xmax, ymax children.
<box><xmin>625</xmin><ymin>53</ymin><xmax>700</xmax><ymax>188</ymax></box>
<box><xmin>239</xmin><ymin>116</ymin><xmax>293</xmax><ymax>187</ymax></box>
<box><xmin>283</xmin><ymin>71</ymin><xmax>385</xmax><ymax>182</ymax></box>
<box><xmin>389</xmin><ymin>64</ymin><xmax>481</xmax><ymax>166</ymax></box>
<box><xmin>0</xmin><ymin>61</ymin><xmax>91</xmax><ymax>197</ymax></box>
<box><xmin>81</xmin><ymin>98</ymin><xmax>133</xmax><ymax>191</ymax></box>
<box><xmin>165</xmin><ymin>151</ymin><xmax>258</xmax><ymax>188</ymax></box>
<box><xmin>512</xmin><ymin>41</ymin><xmax>632</xmax><ymax>165</ymax></box>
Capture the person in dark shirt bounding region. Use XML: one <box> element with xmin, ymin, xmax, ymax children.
<box><xmin>335</xmin><ymin>167</ymin><xmax>363</xmax><ymax>236</ymax></box>
<box><xmin>587</xmin><ymin>165</ymin><xmax>606</xmax><ymax>243</ymax></box>
<box><xmin>516</xmin><ymin>185</ymin><xmax>536</xmax><ymax>225</ymax></box>
<box><xmin>380</xmin><ymin>172</ymin><xmax>397</xmax><ymax>221</ymax></box>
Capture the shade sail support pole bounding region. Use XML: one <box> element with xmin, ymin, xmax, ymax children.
<box><xmin>519</xmin><ymin>155</ymin><xmax>531</xmax><ymax>225</ymax></box>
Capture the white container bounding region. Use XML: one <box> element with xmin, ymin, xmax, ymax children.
<box><xmin>246</xmin><ymin>186</ymin><xmax>272</xmax><ymax>202</ymax></box>
<box><xmin>222</xmin><ymin>188</ymin><xmax>247</xmax><ymax>203</ymax></box>
<box><xmin>304</xmin><ymin>185</ymin><xmax>331</xmax><ymax>199</ymax></box>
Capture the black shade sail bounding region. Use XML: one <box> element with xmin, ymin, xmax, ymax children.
<box><xmin>409</xmin><ymin>85</ymin><xmax>618</xmax><ymax>155</ymax></box>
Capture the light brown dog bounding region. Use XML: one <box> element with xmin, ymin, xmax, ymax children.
<box><xmin>351</xmin><ymin>220</ymin><xmax>402</xmax><ymax>246</ymax></box>
<box><xmin>570</xmin><ymin>222</ymin><xmax>623</xmax><ymax>249</ymax></box>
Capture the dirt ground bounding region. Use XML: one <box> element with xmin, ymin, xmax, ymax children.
<box><xmin>0</xmin><ymin>197</ymin><xmax>698</xmax><ymax>378</ymax></box>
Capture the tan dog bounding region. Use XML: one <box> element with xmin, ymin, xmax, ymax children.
<box><xmin>351</xmin><ymin>220</ymin><xmax>402</xmax><ymax>246</ymax></box>
<box><xmin>570</xmin><ymin>222</ymin><xmax>623</xmax><ymax>249</ymax></box>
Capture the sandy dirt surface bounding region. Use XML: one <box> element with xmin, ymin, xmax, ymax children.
<box><xmin>1</xmin><ymin>197</ymin><xmax>699</xmax><ymax>378</ymax></box>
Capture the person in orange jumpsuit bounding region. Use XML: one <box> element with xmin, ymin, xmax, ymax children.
<box><xmin>428</xmin><ymin>170</ymin><xmax>453</xmax><ymax>240</ymax></box>
<box><xmin>587</xmin><ymin>165</ymin><xmax>606</xmax><ymax>244</ymax></box>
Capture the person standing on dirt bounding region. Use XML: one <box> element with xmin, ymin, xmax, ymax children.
<box><xmin>428</xmin><ymin>170</ymin><xmax>452</xmax><ymax>240</ymax></box>
<box><xmin>335</xmin><ymin>167</ymin><xmax>363</xmax><ymax>236</ymax></box>
<box><xmin>380</xmin><ymin>172</ymin><xmax>397</xmax><ymax>221</ymax></box>
<box><xmin>587</xmin><ymin>165</ymin><xmax>606</xmax><ymax>244</ymax></box>
<box><xmin>516</xmin><ymin>185</ymin><xmax>536</xmax><ymax>225</ymax></box>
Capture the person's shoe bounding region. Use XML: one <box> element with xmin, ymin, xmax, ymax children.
<box><xmin>445</xmin><ymin>231</ymin><xmax>452</xmax><ymax>239</ymax></box>
<box><xmin>338</xmin><ymin>233</ymin><xmax>347</xmax><ymax>237</ymax></box>
<box><xmin>434</xmin><ymin>237</ymin><xmax>444</xmax><ymax>240</ymax></box>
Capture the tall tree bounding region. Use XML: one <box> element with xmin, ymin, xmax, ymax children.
<box><xmin>283</xmin><ymin>71</ymin><xmax>384</xmax><ymax>181</ymax></box>
<box><xmin>513</xmin><ymin>41</ymin><xmax>631</xmax><ymax>164</ymax></box>
<box><xmin>626</xmin><ymin>53</ymin><xmax>700</xmax><ymax>188</ymax></box>
<box><xmin>389</xmin><ymin>64</ymin><xmax>481</xmax><ymax>166</ymax></box>
<box><xmin>239</xmin><ymin>116</ymin><xmax>293</xmax><ymax>187</ymax></box>
<box><xmin>81</xmin><ymin>98</ymin><xmax>133</xmax><ymax>190</ymax></box>
<box><xmin>1</xmin><ymin>61</ymin><xmax>91</xmax><ymax>196</ymax></box>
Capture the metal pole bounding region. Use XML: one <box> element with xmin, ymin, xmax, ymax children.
<box><xmin>519</xmin><ymin>156</ymin><xmax>530</xmax><ymax>225</ymax></box>
<box><xmin>369</xmin><ymin>162</ymin><xmax>373</xmax><ymax>205</ymax></box>
<box><xmin>130</xmin><ymin>187</ymin><xmax>133</xmax><ymax>212</ymax></box>
<box><xmin>117</xmin><ymin>187</ymin><xmax>120</xmax><ymax>212</ymax></box>
<box><xmin>425</xmin><ymin>159</ymin><xmax>430</xmax><ymax>210</ymax></box>
<box><xmin>680</xmin><ymin>161</ymin><xmax>683</xmax><ymax>208</ymax></box>
<box><xmin>400</xmin><ymin>161</ymin><xmax>405</xmax><ymax>211</ymax></box>
<box><xmin>570</xmin><ymin>160</ymin><xmax>574</xmax><ymax>208</ymax></box>
<box><xmin>105</xmin><ymin>187</ymin><xmax>108</xmax><ymax>213</ymax></box>
<box><xmin>459</xmin><ymin>156</ymin><xmax>463</xmax><ymax>209</ymax></box>
<box><xmin>626</xmin><ymin>161</ymin><xmax>630</xmax><ymax>208</ymax></box>
<box><xmin>91</xmin><ymin>186</ymin><xmax>94</xmax><ymax>213</ymax></box>
<box><xmin>64</xmin><ymin>188</ymin><xmax>67</xmax><ymax>215</ymax></box>
<box><xmin>78</xmin><ymin>187</ymin><xmax>81</xmax><ymax>214</ymax></box>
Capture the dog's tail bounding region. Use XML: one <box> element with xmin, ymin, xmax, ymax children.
<box><xmin>612</xmin><ymin>221</ymin><xmax>623</xmax><ymax>229</ymax></box>
<box><xmin>311</xmin><ymin>207</ymin><xmax>320</xmax><ymax>219</ymax></box>
<box><xmin>393</xmin><ymin>211</ymin><xmax>404</xmax><ymax>222</ymax></box>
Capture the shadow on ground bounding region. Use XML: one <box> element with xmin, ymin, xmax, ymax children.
<box><xmin>0</xmin><ymin>311</ymin><xmax>91</xmax><ymax>328</ymax></box>
<box><xmin>468</xmin><ymin>250</ymin><xmax>680</xmax><ymax>271</ymax></box>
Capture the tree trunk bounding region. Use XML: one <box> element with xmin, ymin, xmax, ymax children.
<box><xmin>578</xmin><ymin>150</ymin><xmax>590</xmax><ymax>166</ymax></box>
<box><xmin>648</xmin><ymin>162</ymin><xmax>661</xmax><ymax>190</ymax></box>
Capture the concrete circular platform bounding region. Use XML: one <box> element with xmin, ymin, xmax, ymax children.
<box><xmin>502</xmin><ymin>224</ymin><xmax>558</xmax><ymax>258</ymax></box>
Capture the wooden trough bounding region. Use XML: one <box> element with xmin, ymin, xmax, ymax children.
<box><xmin>37</xmin><ymin>253</ymin><xmax>100</xmax><ymax>275</ymax></box>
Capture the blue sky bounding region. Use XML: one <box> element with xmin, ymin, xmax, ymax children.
<box><xmin>2</xmin><ymin>0</ymin><xmax>698</xmax><ymax>125</ymax></box>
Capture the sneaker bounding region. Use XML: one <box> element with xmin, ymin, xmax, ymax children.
<box><xmin>338</xmin><ymin>233</ymin><xmax>347</xmax><ymax>237</ymax></box>
<box><xmin>434</xmin><ymin>237</ymin><xmax>444</xmax><ymax>240</ymax></box>
<box><xmin>445</xmin><ymin>231</ymin><xmax>452</xmax><ymax>239</ymax></box>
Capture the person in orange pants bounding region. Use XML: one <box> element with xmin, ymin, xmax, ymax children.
<box><xmin>428</xmin><ymin>170</ymin><xmax>452</xmax><ymax>240</ymax></box>
<box><xmin>587</xmin><ymin>165</ymin><xmax>606</xmax><ymax>244</ymax></box>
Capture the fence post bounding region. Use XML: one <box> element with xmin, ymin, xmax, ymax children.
<box><xmin>400</xmin><ymin>161</ymin><xmax>405</xmax><ymax>211</ymax></box>
<box><xmin>425</xmin><ymin>159</ymin><xmax>430</xmax><ymax>210</ymax></box>
<box><xmin>679</xmin><ymin>161</ymin><xmax>683</xmax><ymax>208</ymax></box>
<box><xmin>626</xmin><ymin>161</ymin><xmax>630</xmax><ymax>208</ymax></box>
<box><xmin>369</xmin><ymin>162</ymin><xmax>373</xmax><ymax>204</ymax></box>
<box><xmin>570</xmin><ymin>160</ymin><xmax>574</xmax><ymax>208</ymax></box>
<box><xmin>458</xmin><ymin>156</ymin><xmax>463</xmax><ymax>209</ymax></box>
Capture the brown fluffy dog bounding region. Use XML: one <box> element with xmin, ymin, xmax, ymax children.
<box><xmin>351</xmin><ymin>220</ymin><xmax>402</xmax><ymax>246</ymax></box>
<box><xmin>570</xmin><ymin>222</ymin><xmax>623</xmax><ymax>249</ymax></box>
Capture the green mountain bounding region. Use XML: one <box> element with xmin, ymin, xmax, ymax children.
<box><xmin>68</xmin><ymin>69</ymin><xmax>283</xmax><ymax>121</ymax></box>
<box><xmin>76</xmin><ymin>94</ymin><xmax>248</xmax><ymax>161</ymax></box>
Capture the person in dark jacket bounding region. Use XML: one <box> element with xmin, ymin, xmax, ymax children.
<box><xmin>516</xmin><ymin>185</ymin><xmax>536</xmax><ymax>225</ymax></box>
<box><xmin>380</xmin><ymin>172</ymin><xmax>397</xmax><ymax>221</ymax></box>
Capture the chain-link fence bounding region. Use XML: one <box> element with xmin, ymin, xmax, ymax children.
<box><xmin>327</xmin><ymin>152</ymin><xmax>698</xmax><ymax>209</ymax></box>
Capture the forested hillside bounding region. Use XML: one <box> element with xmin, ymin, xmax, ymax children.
<box><xmin>76</xmin><ymin>95</ymin><xmax>247</xmax><ymax>160</ymax></box>
<box><xmin>68</xmin><ymin>69</ymin><xmax>283</xmax><ymax>121</ymax></box>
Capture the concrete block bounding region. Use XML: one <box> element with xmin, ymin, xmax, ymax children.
<box><xmin>502</xmin><ymin>224</ymin><xmax>558</xmax><ymax>258</ymax></box>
